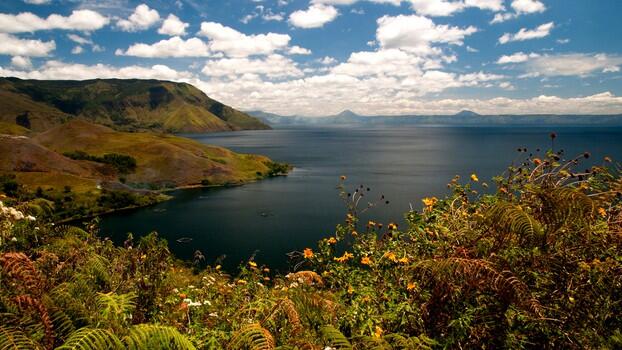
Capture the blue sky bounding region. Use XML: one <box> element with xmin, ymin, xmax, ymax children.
<box><xmin>1</xmin><ymin>0</ymin><xmax>621</xmax><ymax>116</ymax></box>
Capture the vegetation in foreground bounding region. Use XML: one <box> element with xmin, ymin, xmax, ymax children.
<box><xmin>1</xmin><ymin>147</ymin><xmax>621</xmax><ymax>349</ymax></box>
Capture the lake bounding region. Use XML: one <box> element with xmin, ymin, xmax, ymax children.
<box><xmin>100</xmin><ymin>126</ymin><xmax>622</xmax><ymax>272</ymax></box>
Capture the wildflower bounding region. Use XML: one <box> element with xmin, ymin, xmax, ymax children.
<box><xmin>387</xmin><ymin>223</ymin><xmax>397</xmax><ymax>230</ymax></box>
<box><xmin>604</xmin><ymin>156</ymin><xmax>612</xmax><ymax>163</ymax></box>
<box><xmin>351</xmin><ymin>230</ymin><xmax>358</xmax><ymax>237</ymax></box>
<box><xmin>374</xmin><ymin>326</ymin><xmax>383</xmax><ymax>338</ymax></box>
<box><xmin>303</xmin><ymin>248</ymin><xmax>314</xmax><ymax>259</ymax></box>
<box><xmin>249</xmin><ymin>261</ymin><xmax>257</xmax><ymax>268</ymax></box>
<box><xmin>334</xmin><ymin>252</ymin><xmax>353</xmax><ymax>263</ymax></box>
<box><xmin>237</xmin><ymin>279</ymin><xmax>247</xmax><ymax>285</ymax></box>
<box><xmin>215</xmin><ymin>265</ymin><xmax>221</xmax><ymax>271</ymax></box>
<box><xmin>398</xmin><ymin>257</ymin><xmax>410</xmax><ymax>264</ymax></box>
<box><xmin>360</xmin><ymin>256</ymin><xmax>372</xmax><ymax>265</ymax></box>
<box><xmin>407</xmin><ymin>282</ymin><xmax>417</xmax><ymax>291</ymax></box>
<box><xmin>179</xmin><ymin>293</ymin><xmax>187</xmax><ymax>299</ymax></box>
<box><xmin>179</xmin><ymin>302</ymin><xmax>188</xmax><ymax>311</ymax></box>
<box><xmin>340</xmin><ymin>175</ymin><xmax>347</xmax><ymax>180</ymax></box>
<box><xmin>422</xmin><ymin>197</ymin><xmax>438</xmax><ymax>208</ymax></box>
<box><xmin>263</xmin><ymin>267</ymin><xmax>270</xmax><ymax>273</ymax></box>
<box><xmin>327</xmin><ymin>237</ymin><xmax>337</xmax><ymax>245</ymax></box>
<box><xmin>26</xmin><ymin>215</ymin><xmax>36</xmax><ymax>221</ymax></box>
<box><xmin>384</xmin><ymin>251</ymin><xmax>398</xmax><ymax>263</ymax></box>
<box><xmin>533</xmin><ymin>158</ymin><xmax>542</xmax><ymax>165</ymax></box>
<box><xmin>367</xmin><ymin>220</ymin><xmax>376</xmax><ymax>227</ymax></box>
<box><xmin>598</xmin><ymin>207</ymin><xmax>607</xmax><ymax>217</ymax></box>
<box><xmin>347</xmin><ymin>285</ymin><xmax>354</xmax><ymax>295</ymax></box>
<box><xmin>11</xmin><ymin>237</ymin><xmax>17</xmax><ymax>242</ymax></box>
<box><xmin>263</xmin><ymin>277</ymin><xmax>271</xmax><ymax>281</ymax></box>
<box><xmin>470</xmin><ymin>173</ymin><xmax>479</xmax><ymax>182</ymax></box>
<box><xmin>140</xmin><ymin>254</ymin><xmax>147</xmax><ymax>260</ymax></box>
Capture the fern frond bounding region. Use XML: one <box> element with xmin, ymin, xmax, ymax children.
<box><xmin>228</xmin><ymin>323</ymin><xmax>275</xmax><ymax>350</ymax></box>
<box><xmin>13</xmin><ymin>296</ymin><xmax>54</xmax><ymax>350</ymax></box>
<box><xmin>486</xmin><ymin>201</ymin><xmax>544</xmax><ymax>244</ymax></box>
<box><xmin>535</xmin><ymin>187</ymin><xmax>595</xmax><ymax>232</ymax></box>
<box><xmin>0</xmin><ymin>253</ymin><xmax>44</xmax><ymax>294</ymax></box>
<box><xmin>56</xmin><ymin>328</ymin><xmax>123</xmax><ymax>350</ymax></box>
<box><xmin>383</xmin><ymin>334</ymin><xmax>437</xmax><ymax>350</ymax></box>
<box><xmin>48</xmin><ymin>309</ymin><xmax>75</xmax><ymax>342</ymax></box>
<box><xmin>320</xmin><ymin>326</ymin><xmax>351</xmax><ymax>350</ymax></box>
<box><xmin>412</xmin><ymin>258</ymin><xmax>541</xmax><ymax>316</ymax></box>
<box><xmin>0</xmin><ymin>326</ymin><xmax>42</xmax><ymax>350</ymax></box>
<box><xmin>264</xmin><ymin>298</ymin><xmax>302</xmax><ymax>336</ymax></box>
<box><xmin>123</xmin><ymin>324</ymin><xmax>196</xmax><ymax>350</ymax></box>
<box><xmin>96</xmin><ymin>292</ymin><xmax>136</xmax><ymax>322</ymax></box>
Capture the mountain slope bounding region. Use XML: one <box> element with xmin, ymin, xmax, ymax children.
<box><xmin>0</xmin><ymin>77</ymin><xmax>270</xmax><ymax>133</ymax></box>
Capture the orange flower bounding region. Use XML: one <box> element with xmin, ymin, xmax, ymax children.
<box><xmin>351</xmin><ymin>230</ymin><xmax>358</xmax><ymax>237</ymax></box>
<box><xmin>407</xmin><ymin>282</ymin><xmax>417</xmax><ymax>291</ymax></box>
<box><xmin>387</xmin><ymin>223</ymin><xmax>398</xmax><ymax>230</ymax></box>
<box><xmin>334</xmin><ymin>251</ymin><xmax>353</xmax><ymax>263</ymax></box>
<box><xmin>327</xmin><ymin>237</ymin><xmax>337</xmax><ymax>245</ymax></box>
<box><xmin>471</xmin><ymin>173</ymin><xmax>479</xmax><ymax>182</ymax></box>
<box><xmin>360</xmin><ymin>256</ymin><xmax>372</xmax><ymax>265</ymax></box>
<box><xmin>347</xmin><ymin>285</ymin><xmax>354</xmax><ymax>295</ymax></box>
<box><xmin>374</xmin><ymin>326</ymin><xmax>383</xmax><ymax>338</ymax></box>
<box><xmin>533</xmin><ymin>158</ymin><xmax>542</xmax><ymax>166</ymax></box>
<box><xmin>179</xmin><ymin>302</ymin><xmax>188</xmax><ymax>311</ymax></box>
<box><xmin>303</xmin><ymin>248</ymin><xmax>314</xmax><ymax>259</ymax></box>
<box><xmin>340</xmin><ymin>175</ymin><xmax>347</xmax><ymax>180</ymax></box>
<box><xmin>598</xmin><ymin>207</ymin><xmax>607</xmax><ymax>217</ymax></box>
<box><xmin>422</xmin><ymin>197</ymin><xmax>438</xmax><ymax>208</ymax></box>
<box><xmin>398</xmin><ymin>257</ymin><xmax>410</xmax><ymax>264</ymax></box>
<box><xmin>384</xmin><ymin>251</ymin><xmax>398</xmax><ymax>263</ymax></box>
<box><xmin>179</xmin><ymin>293</ymin><xmax>187</xmax><ymax>299</ymax></box>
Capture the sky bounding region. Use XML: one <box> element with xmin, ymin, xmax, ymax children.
<box><xmin>1</xmin><ymin>0</ymin><xmax>622</xmax><ymax>116</ymax></box>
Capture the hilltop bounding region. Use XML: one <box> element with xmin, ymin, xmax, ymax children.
<box><xmin>0</xmin><ymin>77</ymin><xmax>270</xmax><ymax>133</ymax></box>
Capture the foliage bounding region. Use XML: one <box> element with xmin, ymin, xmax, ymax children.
<box><xmin>1</xmin><ymin>147</ymin><xmax>622</xmax><ymax>349</ymax></box>
<box><xmin>63</xmin><ymin>151</ymin><xmax>137</xmax><ymax>174</ymax></box>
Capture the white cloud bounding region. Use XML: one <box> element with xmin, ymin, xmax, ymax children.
<box><xmin>557</xmin><ymin>38</ymin><xmax>570</xmax><ymax>44</ymax></box>
<box><xmin>67</xmin><ymin>33</ymin><xmax>91</xmax><ymax>45</ymax></box>
<box><xmin>0</xmin><ymin>33</ymin><xmax>55</xmax><ymax>57</ymax></box>
<box><xmin>116</xmin><ymin>36</ymin><xmax>211</xmax><ymax>58</ymax></box>
<box><xmin>499</xmin><ymin>22</ymin><xmax>554</xmax><ymax>44</ymax></box>
<box><xmin>0</xmin><ymin>10</ymin><xmax>109</xmax><ymax>33</ymax></box>
<box><xmin>288</xmin><ymin>4</ymin><xmax>339</xmax><ymax>28</ymax></box>
<box><xmin>466</xmin><ymin>46</ymin><xmax>479</xmax><ymax>52</ymax></box>
<box><xmin>201</xmin><ymin>55</ymin><xmax>303</xmax><ymax>79</ymax></box>
<box><xmin>116</xmin><ymin>4</ymin><xmax>160</xmax><ymax>32</ymax></box>
<box><xmin>511</xmin><ymin>0</ymin><xmax>546</xmax><ymax>14</ymax></box>
<box><xmin>158</xmin><ymin>14</ymin><xmax>188</xmax><ymax>36</ymax></box>
<box><xmin>314</xmin><ymin>0</ymin><xmax>504</xmax><ymax>16</ymax></box>
<box><xmin>464</xmin><ymin>0</ymin><xmax>505</xmax><ymax>11</ymax></box>
<box><xmin>23</xmin><ymin>0</ymin><xmax>50</xmax><ymax>4</ymax></box>
<box><xmin>10</xmin><ymin>56</ymin><xmax>32</xmax><ymax>69</ymax></box>
<box><xmin>490</xmin><ymin>12</ymin><xmax>516</xmax><ymax>23</ymax></box>
<box><xmin>198</xmin><ymin>22</ymin><xmax>291</xmax><ymax>57</ymax></box>
<box><xmin>288</xmin><ymin>45</ymin><xmax>312</xmax><ymax>55</ymax></box>
<box><xmin>0</xmin><ymin>60</ymin><xmax>193</xmax><ymax>81</ymax></box>
<box><xmin>376</xmin><ymin>15</ymin><xmax>477</xmax><ymax>55</ymax></box>
<box><xmin>407</xmin><ymin>0</ymin><xmax>466</xmax><ymax>16</ymax></box>
<box><xmin>319</xmin><ymin>56</ymin><xmax>337</xmax><ymax>65</ymax></box>
<box><xmin>496</xmin><ymin>52</ymin><xmax>540</xmax><ymax>64</ymax></box>
<box><xmin>71</xmin><ymin>46</ymin><xmax>83</xmax><ymax>54</ymax></box>
<box><xmin>523</xmin><ymin>53</ymin><xmax>622</xmax><ymax>77</ymax></box>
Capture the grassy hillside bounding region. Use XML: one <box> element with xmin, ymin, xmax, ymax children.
<box><xmin>0</xmin><ymin>77</ymin><xmax>270</xmax><ymax>133</ymax></box>
<box><xmin>0</xmin><ymin>120</ymin><xmax>286</xmax><ymax>220</ymax></box>
<box><xmin>1</xmin><ymin>149</ymin><xmax>621</xmax><ymax>348</ymax></box>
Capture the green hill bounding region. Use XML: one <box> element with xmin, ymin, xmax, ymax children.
<box><xmin>0</xmin><ymin>77</ymin><xmax>270</xmax><ymax>133</ymax></box>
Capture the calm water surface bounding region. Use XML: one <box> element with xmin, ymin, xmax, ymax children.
<box><xmin>100</xmin><ymin>126</ymin><xmax>622</xmax><ymax>271</ymax></box>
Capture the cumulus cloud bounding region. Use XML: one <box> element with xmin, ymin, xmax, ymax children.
<box><xmin>116</xmin><ymin>4</ymin><xmax>160</xmax><ymax>32</ymax></box>
<box><xmin>511</xmin><ymin>0</ymin><xmax>546</xmax><ymax>14</ymax></box>
<box><xmin>289</xmin><ymin>45</ymin><xmax>312</xmax><ymax>55</ymax></box>
<box><xmin>523</xmin><ymin>53</ymin><xmax>622</xmax><ymax>77</ymax></box>
<box><xmin>23</xmin><ymin>0</ymin><xmax>50</xmax><ymax>4</ymax></box>
<box><xmin>201</xmin><ymin>55</ymin><xmax>303</xmax><ymax>79</ymax></box>
<box><xmin>499</xmin><ymin>22</ymin><xmax>554</xmax><ymax>44</ymax></box>
<box><xmin>71</xmin><ymin>46</ymin><xmax>83</xmax><ymax>54</ymax></box>
<box><xmin>0</xmin><ymin>60</ymin><xmax>193</xmax><ymax>81</ymax></box>
<box><xmin>289</xmin><ymin>4</ymin><xmax>339</xmax><ymax>28</ymax></box>
<box><xmin>314</xmin><ymin>0</ymin><xmax>503</xmax><ymax>16</ymax></box>
<box><xmin>376</xmin><ymin>15</ymin><xmax>477</xmax><ymax>55</ymax></box>
<box><xmin>0</xmin><ymin>10</ymin><xmax>109</xmax><ymax>33</ymax></box>
<box><xmin>116</xmin><ymin>36</ymin><xmax>211</xmax><ymax>57</ymax></box>
<box><xmin>496</xmin><ymin>52</ymin><xmax>540</xmax><ymax>64</ymax></box>
<box><xmin>198</xmin><ymin>22</ymin><xmax>291</xmax><ymax>57</ymax></box>
<box><xmin>158</xmin><ymin>14</ymin><xmax>188</xmax><ymax>36</ymax></box>
<box><xmin>10</xmin><ymin>56</ymin><xmax>32</xmax><ymax>69</ymax></box>
<box><xmin>0</xmin><ymin>33</ymin><xmax>55</xmax><ymax>57</ymax></box>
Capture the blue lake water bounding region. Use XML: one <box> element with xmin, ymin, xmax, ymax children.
<box><xmin>100</xmin><ymin>126</ymin><xmax>622</xmax><ymax>272</ymax></box>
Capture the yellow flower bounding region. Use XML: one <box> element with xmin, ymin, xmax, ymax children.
<box><xmin>347</xmin><ymin>285</ymin><xmax>354</xmax><ymax>295</ymax></box>
<box><xmin>367</xmin><ymin>220</ymin><xmax>376</xmax><ymax>227</ymax></box>
<box><xmin>384</xmin><ymin>251</ymin><xmax>398</xmax><ymax>263</ymax></box>
<box><xmin>407</xmin><ymin>282</ymin><xmax>417</xmax><ymax>291</ymax></box>
<box><xmin>340</xmin><ymin>175</ymin><xmax>347</xmax><ymax>180</ymax></box>
<box><xmin>360</xmin><ymin>256</ymin><xmax>372</xmax><ymax>265</ymax></box>
<box><xmin>327</xmin><ymin>237</ymin><xmax>337</xmax><ymax>245</ymax></box>
<box><xmin>249</xmin><ymin>261</ymin><xmax>257</xmax><ymax>268</ymax></box>
<box><xmin>470</xmin><ymin>173</ymin><xmax>479</xmax><ymax>182</ymax></box>
<box><xmin>374</xmin><ymin>326</ymin><xmax>383</xmax><ymax>338</ymax></box>
<box><xmin>215</xmin><ymin>265</ymin><xmax>221</xmax><ymax>271</ymax></box>
<box><xmin>334</xmin><ymin>252</ymin><xmax>354</xmax><ymax>263</ymax></box>
<box><xmin>598</xmin><ymin>207</ymin><xmax>607</xmax><ymax>218</ymax></box>
<box><xmin>303</xmin><ymin>248</ymin><xmax>314</xmax><ymax>259</ymax></box>
<box><xmin>237</xmin><ymin>279</ymin><xmax>247</xmax><ymax>285</ymax></box>
<box><xmin>398</xmin><ymin>257</ymin><xmax>410</xmax><ymax>264</ymax></box>
<box><xmin>422</xmin><ymin>197</ymin><xmax>438</xmax><ymax>208</ymax></box>
<box><xmin>351</xmin><ymin>230</ymin><xmax>358</xmax><ymax>237</ymax></box>
<box><xmin>387</xmin><ymin>223</ymin><xmax>398</xmax><ymax>230</ymax></box>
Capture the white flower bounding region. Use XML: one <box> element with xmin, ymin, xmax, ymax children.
<box><xmin>11</xmin><ymin>237</ymin><xmax>17</xmax><ymax>242</ymax></box>
<box><xmin>209</xmin><ymin>312</ymin><xmax>218</xmax><ymax>317</ymax></box>
<box><xmin>26</xmin><ymin>215</ymin><xmax>36</xmax><ymax>221</ymax></box>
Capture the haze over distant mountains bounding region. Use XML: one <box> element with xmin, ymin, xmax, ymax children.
<box><xmin>248</xmin><ymin>109</ymin><xmax>622</xmax><ymax>127</ymax></box>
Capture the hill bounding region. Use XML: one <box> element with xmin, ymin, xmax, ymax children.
<box><xmin>0</xmin><ymin>77</ymin><xmax>270</xmax><ymax>133</ymax></box>
<box><xmin>0</xmin><ymin>119</ymin><xmax>286</xmax><ymax>220</ymax></box>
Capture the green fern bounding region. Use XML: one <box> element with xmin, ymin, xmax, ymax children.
<box><xmin>96</xmin><ymin>292</ymin><xmax>136</xmax><ymax>325</ymax></box>
<box><xmin>228</xmin><ymin>323</ymin><xmax>275</xmax><ymax>350</ymax></box>
<box><xmin>320</xmin><ymin>325</ymin><xmax>352</xmax><ymax>350</ymax></box>
<box><xmin>0</xmin><ymin>326</ymin><xmax>42</xmax><ymax>350</ymax></box>
<box><xmin>123</xmin><ymin>324</ymin><xmax>196</xmax><ymax>350</ymax></box>
<box><xmin>486</xmin><ymin>201</ymin><xmax>544</xmax><ymax>245</ymax></box>
<box><xmin>55</xmin><ymin>328</ymin><xmax>123</xmax><ymax>350</ymax></box>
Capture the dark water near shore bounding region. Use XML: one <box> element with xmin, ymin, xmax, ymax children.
<box><xmin>100</xmin><ymin>126</ymin><xmax>622</xmax><ymax>271</ymax></box>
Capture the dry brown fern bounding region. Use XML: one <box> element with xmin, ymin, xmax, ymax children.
<box><xmin>0</xmin><ymin>252</ymin><xmax>45</xmax><ymax>295</ymax></box>
<box><xmin>14</xmin><ymin>295</ymin><xmax>55</xmax><ymax>350</ymax></box>
<box><xmin>263</xmin><ymin>297</ymin><xmax>302</xmax><ymax>336</ymax></box>
<box><xmin>287</xmin><ymin>271</ymin><xmax>324</xmax><ymax>287</ymax></box>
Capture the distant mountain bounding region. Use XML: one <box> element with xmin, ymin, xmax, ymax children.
<box><xmin>0</xmin><ymin>77</ymin><xmax>270</xmax><ymax>133</ymax></box>
<box><xmin>248</xmin><ymin>110</ymin><xmax>622</xmax><ymax>127</ymax></box>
